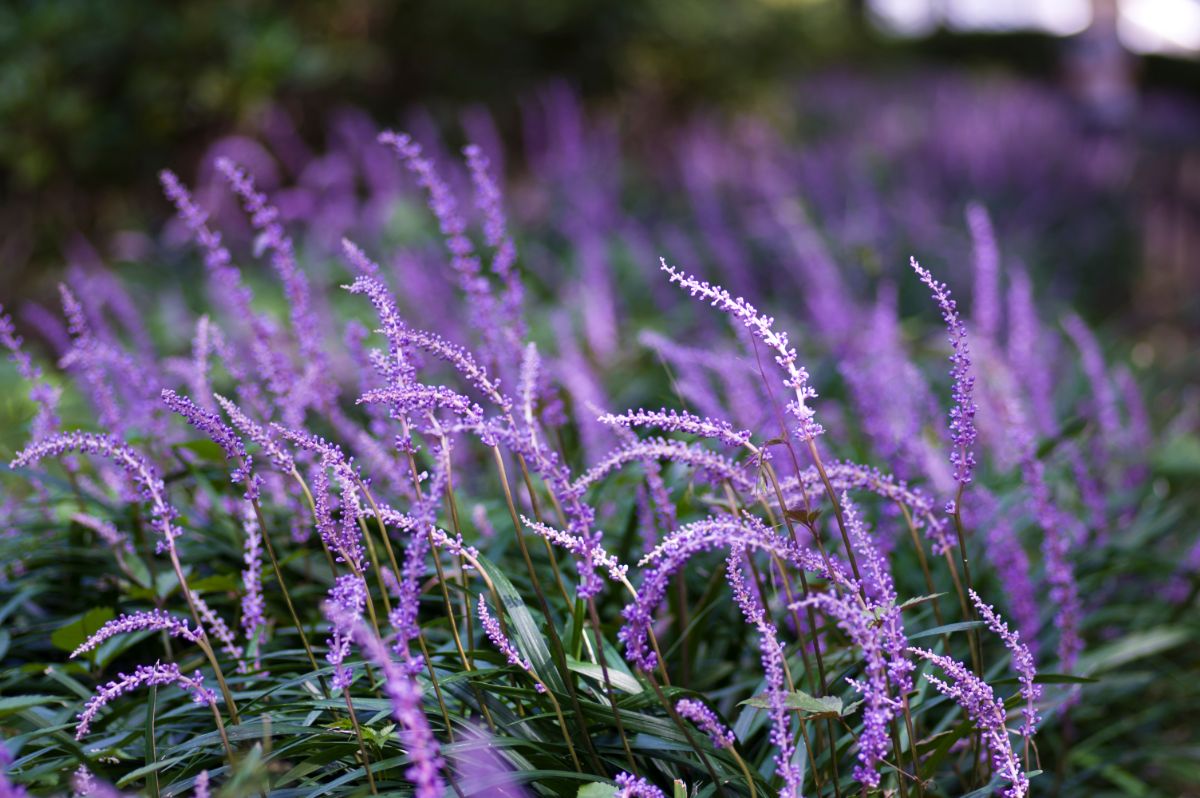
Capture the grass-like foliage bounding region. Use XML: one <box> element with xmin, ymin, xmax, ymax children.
<box><xmin>1</xmin><ymin>98</ymin><xmax>1196</xmax><ymax>798</ymax></box>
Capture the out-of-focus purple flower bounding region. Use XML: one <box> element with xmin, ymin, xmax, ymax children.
<box><xmin>910</xmin><ymin>647</ymin><xmax>1028</xmax><ymax>798</ymax></box>
<box><xmin>193</xmin><ymin>771</ymin><xmax>210</xmax><ymax>798</ymax></box>
<box><xmin>71</xmin><ymin>513</ymin><xmax>132</xmax><ymax>553</ymax></box>
<box><xmin>0</xmin><ymin>305</ymin><xmax>62</xmax><ymax>443</ymax></box>
<box><xmin>326</xmin><ymin>574</ymin><xmax>367</xmax><ymax>690</ymax></box>
<box><xmin>911</xmin><ymin>257</ymin><xmax>978</xmax><ymax>487</ymax></box>
<box><xmin>324</xmin><ymin>595</ymin><xmax>445</xmax><ymax>798</ymax></box>
<box><xmin>378</xmin><ymin>132</ymin><xmax>506</xmax><ymax>364</ymax></box>
<box><xmin>56</xmin><ymin>285</ymin><xmax>122</xmax><ymax>433</ymax></box>
<box><xmin>971</xmin><ymin>490</ymin><xmax>1039</xmax><ymax>653</ymax></box>
<box><xmin>661</xmin><ymin>258</ymin><xmax>822</xmax><ymax>441</ymax></box>
<box><xmin>76</xmin><ymin>662</ymin><xmax>216</xmax><ymax>739</ymax></box>
<box><xmin>675</xmin><ymin>698</ymin><xmax>735</xmax><ymax>748</ymax></box>
<box><xmin>464</xmin><ymin>144</ymin><xmax>524</xmax><ymax>349</ymax></box>
<box><xmin>1062</xmin><ymin>313</ymin><xmax>1121</xmax><ymax>447</ymax></box>
<box><xmin>70</xmin><ymin>610</ymin><xmax>202</xmax><ymax>660</ymax></box>
<box><xmin>70</xmin><ymin>765</ymin><xmax>94</xmax><ymax>797</ymax></box>
<box><xmin>967</xmin><ymin>202</ymin><xmax>1001</xmax><ymax>344</ymax></box>
<box><xmin>215</xmin><ymin>158</ymin><xmax>322</xmax><ymax>367</ymax></box>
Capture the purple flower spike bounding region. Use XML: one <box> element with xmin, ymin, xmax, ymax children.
<box><xmin>661</xmin><ymin>258</ymin><xmax>823</xmax><ymax>441</ymax></box>
<box><xmin>477</xmin><ymin>595</ymin><xmax>545</xmax><ymax>693</ymax></box>
<box><xmin>76</xmin><ymin>662</ymin><xmax>216</xmax><ymax>739</ymax></box>
<box><xmin>324</xmin><ymin>595</ymin><xmax>445</xmax><ymax>798</ymax></box>
<box><xmin>71</xmin><ymin>610</ymin><xmax>202</xmax><ymax>659</ymax></box>
<box><xmin>193</xmin><ymin>771</ymin><xmax>210</xmax><ymax>798</ymax></box>
<box><xmin>10</xmin><ymin>432</ymin><xmax>182</xmax><ymax>552</ymax></box>
<box><xmin>971</xmin><ymin>590</ymin><xmax>1042</xmax><ymax>743</ymax></box>
<box><xmin>0</xmin><ymin>304</ymin><xmax>62</xmax><ymax>443</ymax></box>
<box><xmin>911</xmin><ymin>256</ymin><xmax>978</xmax><ymax>486</ymax></box>
<box><xmin>675</xmin><ymin>698</ymin><xmax>735</xmax><ymax>748</ymax></box>
<box><xmin>326</xmin><ymin>574</ymin><xmax>367</xmax><ymax>690</ymax></box>
<box><xmin>598</xmin><ymin>408</ymin><xmax>752</xmax><ymax>448</ymax></box>
<box><xmin>910</xmin><ymin>647</ymin><xmax>1028</xmax><ymax>798</ymax></box>
<box><xmin>163</xmin><ymin>389</ymin><xmax>260</xmax><ymax>501</ymax></box>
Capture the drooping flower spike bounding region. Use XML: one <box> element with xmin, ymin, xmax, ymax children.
<box><xmin>76</xmin><ymin>662</ymin><xmax>216</xmax><ymax>740</ymax></box>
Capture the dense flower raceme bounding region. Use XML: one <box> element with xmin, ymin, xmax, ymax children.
<box><xmin>76</xmin><ymin>663</ymin><xmax>216</xmax><ymax>739</ymax></box>
<box><xmin>0</xmin><ymin>111</ymin><xmax>1158</xmax><ymax>798</ymax></box>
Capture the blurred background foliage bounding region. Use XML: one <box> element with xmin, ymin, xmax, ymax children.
<box><xmin>1</xmin><ymin>0</ymin><xmax>1198</xmax><ymax>336</ymax></box>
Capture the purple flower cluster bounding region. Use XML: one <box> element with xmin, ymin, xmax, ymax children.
<box><xmin>674</xmin><ymin>699</ymin><xmax>735</xmax><ymax>749</ymax></box>
<box><xmin>70</xmin><ymin>610</ymin><xmax>202</xmax><ymax>660</ymax></box>
<box><xmin>911</xmin><ymin>257</ymin><xmax>978</xmax><ymax>487</ymax></box>
<box><xmin>76</xmin><ymin>662</ymin><xmax>215</xmax><ymax>739</ymax></box>
<box><xmin>477</xmin><ymin>596</ymin><xmax>545</xmax><ymax>693</ymax></box>
<box><xmin>910</xmin><ymin>647</ymin><xmax>1028</xmax><ymax>798</ymax></box>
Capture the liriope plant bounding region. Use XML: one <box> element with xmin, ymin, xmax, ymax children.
<box><xmin>0</xmin><ymin>121</ymin><xmax>1159</xmax><ymax>798</ymax></box>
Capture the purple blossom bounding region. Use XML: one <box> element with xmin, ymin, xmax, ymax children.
<box><xmin>240</xmin><ymin>502</ymin><xmax>266</xmax><ymax>662</ymax></box>
<box><xmin>193</xmin><ymin>771</ymin><xmax>210</xmax><ymax>798</ymax></box>
<box><xmin>910</xmin><ymin>647</ymin><xmax>1028</xmax><ymax>798</ymax></box>
<box><xmin>213</xmin><ymin>394</ymin><xmax>295</xmax><ymax>471</ymax></box>
<box><xmin>971</xmin><ymin>589</ymin><xmax>1042</xmax><ymax>743</ymax></box>
<box><xmin>622</xmin><ymin>515</ymin><xmax>832</xmax><ymax>672</ymax></box>
<box><xmin>324</xmin><ymin>595</ymin><xmax>445</xmax><ymax>797</ymax></box>
<box><xmin>70</xmin><ymin>610</ymin><xmax>202</xmax><ymax>659</ymax></box>
<box><xmin>190</xmin><ymin>590</ymin><xmax>245</xmax><ymax>665</ymax></box>
<box><xmin>574</xmin><ymin>437</ymin><xmax>755</xmax><ymax>496</ymax></box>
<box><xmin>674</xmin><ymin>698</ymin><xmax>735</xmax><ymax>748</ymax></box>
<box><xmin>215</xmin><ymin>158</ymin><xmax>321</xmax><ymax>364</ymax></box>
<box><xmin>661</xmin><ymin>258</ymin><xmax>823</xmax><ymax>441</ymax></box>
<box><xmin>464</xmin><ymin>143</ymin><xmax>524</xmax><ymax>348</ymax></box>
<box><xmin>71</xmin><ymin>513</ymin><xmax>132</xmax><ymax>553</ymax></box>
<box><xmin>726</xmin><ymin>548</ymin><xmax>802</xmax><ymax>796</ymax></box>
<box><xmin>598</xmin><ymin>408</ymin><xmax>752</xmax><ymax>448</ymax></box>
<box><xmin>57</xmin><ymin>285</ymin><xmax>122</xmax><ymax>433</ymax></box>
<box><xmin>477</xmin><ymin>595</ymin><xmax>545</xmax><ymax>692</ymax></box>
<box><xmin>614</xmin><ymin>773</ymin><xmax>666</xmax><ymax>798</ymax></box>
<box><xmin>10</xmin><ymin>432</ymin><xmax>182</xmax><ymax>552</ymax></box>
<box><xmin>911</xmin><ymin>256</ymin><xmax>978</xmax><ymax>486</ymax></box>
<box><xmin>521</xmin><ymin>517</ymin><xmax>628</xmax><ymax>583</ymax></box>
<box><xmin>162</xmin><ymin>389</ymin><xmax>260</xmax><ymax>501</ymax></box>
<box><xmin>0</xmin><ymin>304</ymin><xmax>62</xmax><ymax>443</ymax></box>
<box><xmin>326</xmin><ymin>574</ymin><xmax>367</xmax><ymax>690</ymax></box>
<box><xmin>967</xmin><ymin>202</ymin><xmax>1001</xmax><ymax>344</ymax></box>
<box><xmin>76</xmin><ymin>662</ymin><xmax>216</xmax><ymax>739</ymax></box>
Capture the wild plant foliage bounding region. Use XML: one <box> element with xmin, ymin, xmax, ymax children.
<box><xmin>0</xmin><ymin>97</ymin><xmax>1185</xmax><ymax>798</ymax></box>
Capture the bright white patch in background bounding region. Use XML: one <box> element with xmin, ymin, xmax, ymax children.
<box><xmin>943</xmin><ymin>0</ymin><xmax>1092</xmax><ymax>35</ymax></box>
<box><xmin>1120</xmin><ymin>0</ymin><xmax>1200</xmax><ymax>54</ymax></box>
<box><xmin>868</xmin><ymin>0</ymin><xmax>1200</xmax><ymax>56</ymax></box>
<box><xmin>869</xmin><ymin>0</ymin><xmax>937</xmax><ymax>36</ymax></box>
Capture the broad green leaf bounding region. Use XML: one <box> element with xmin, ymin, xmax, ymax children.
<box><xmin>740</xmin><ymin>690</ymin><xmax>844</xmax><ymax>717</ymax></box>
<box><xmin>565</xmin><ymin>656</ymin><xmax>642</xmax><ymax>694</ymax></box>
<box><xmin>578</xmin><ymin>782</ymin><xmax>616</xmax><ymax>798</ymax></box>
<box><xmin>0</xmin><ymin>695</ymin><xmax>64</xmax><ymax>717</ymax></box>
<box><xmin>908</xmin><ymin>620</ymin><xmax>986</xmax><ymax>641</ymax></box>
<box><xmin>50</xmin><ymin>606</ymin><xmax>115</xmax><ymax>653</ymax></box>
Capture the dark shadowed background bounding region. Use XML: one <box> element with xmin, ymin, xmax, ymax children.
<box><xmin>1</xmin><ymin>0</ymin><xmax>1198</xmax><ymax>337</ymax></box>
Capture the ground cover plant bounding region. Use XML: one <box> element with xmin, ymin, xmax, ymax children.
<box><xmin>2</xmin><ymin>79</ymin><xmax>1197</xmax><ymax>798</ymax></box>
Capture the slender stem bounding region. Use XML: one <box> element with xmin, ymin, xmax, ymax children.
<box><xmin>344</xmin><ymin>690</ymin><xmax>379</xmax><ymax>795</ymax></box>
<box><xmin>251</xmin><ymin>499</ymin><xmax>328</xmax><ymax>694</ymax></box>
